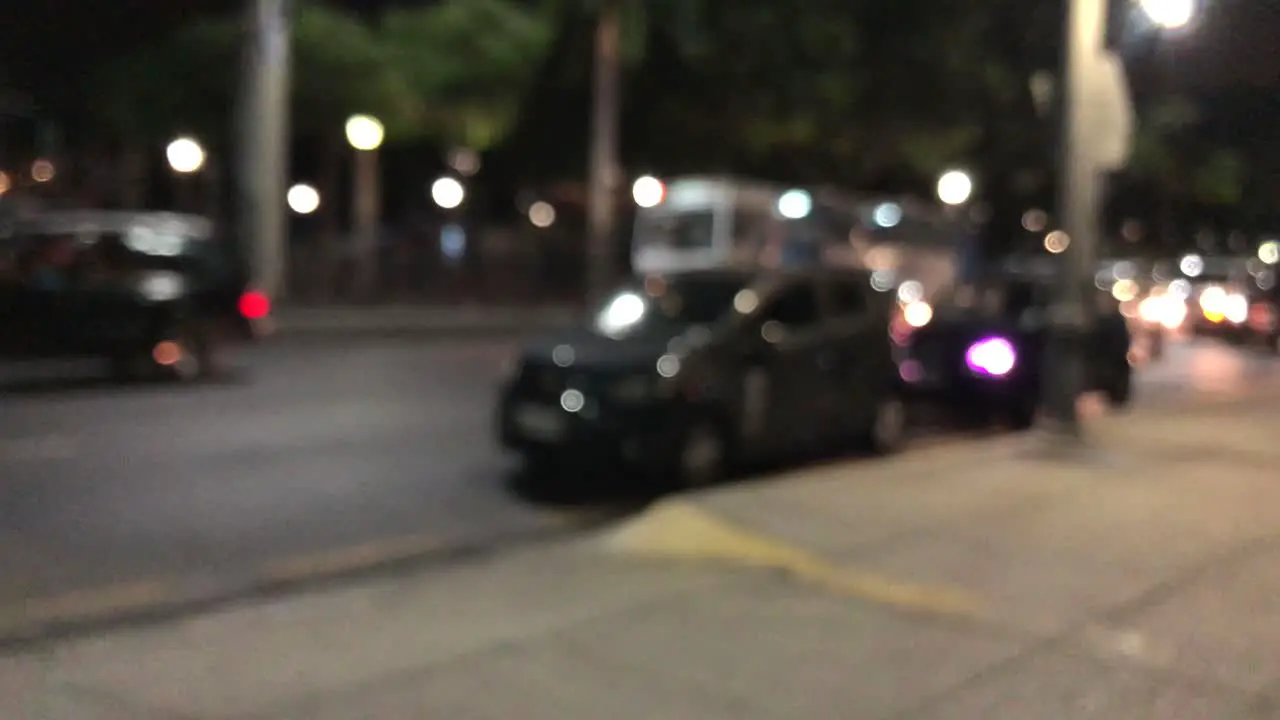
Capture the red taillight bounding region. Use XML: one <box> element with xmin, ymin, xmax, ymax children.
<box><xmin>239</xmin><ymin>290</ymin><xmax>271</xmax><ymax>320</ymax></box>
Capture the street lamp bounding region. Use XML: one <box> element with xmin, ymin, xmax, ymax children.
<box><xmin>166</xmin><ymin>137</ymin><xmax>205</xmax><ymax>174</ymax></box>
<box><xmin>287</xmin><ymin>183</ymin><xmax>320</xmax><ymax>215</ymax></box>
<box><xmin>345</xmin><ymin>114</ymin><xmax>384</xmax><ymax>297</ymax></box>
<box><xmin>528</xmin><ymin>201</ymin><xmax>555</xmax><ymax>228</ymax></box>
<box><xmin>936</xmin><ymin>170</ymin><xmax>973</xmax><ymax>206</ymax></box>
<box><xmin>344</xmin><ymin>115</ymin><xmax>384</xmax><ymax>152</ymax></box>
<box><xmin>431</xmin><ymin>177</ymin><xmax>465</xmax><ymax>209</ymax></box>
<box><xmin>631</xmin><ymin>175</ymin><xmax>664</xmax><ymax>208</ymax></box>
<box><xmin>1139</xmin><ymin>0</ymin><xmax>1194</xmax><ymax>29</ymax></box>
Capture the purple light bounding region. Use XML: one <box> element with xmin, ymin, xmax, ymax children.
<box><xmin>965</xmin><ymin>337</ymin><xmax>1016</xmax><ymax>376</ymax></box>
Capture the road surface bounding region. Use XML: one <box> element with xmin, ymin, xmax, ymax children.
<box><xmin>0</xmin><ymin>334</ymin><xmax>1275</xmax><ymax>613</ymax></box>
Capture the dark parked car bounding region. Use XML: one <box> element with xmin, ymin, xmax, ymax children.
<box><xmin>894</xmin><ymin>276</ymin><xmax>1133</xmax><ymax>428</ymax></box>
<box><xmin>0</xmin><ymin>210</ymin><xmax>270</xmax><ymax>381</ymax></box>
<box><xmin>497</xmin><ymin>267</ymin><xmax>905</xmax><ymax>487</ymax></box>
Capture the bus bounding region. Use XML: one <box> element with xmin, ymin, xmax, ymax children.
<box><xmin>629</xmin><ymin>175</ymin><xmax>967</xmax><ymax>308</ymax></box>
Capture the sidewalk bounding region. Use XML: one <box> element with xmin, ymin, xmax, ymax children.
<box><xmin>6</xmin><ymin>398</ymin><xmax>1280</xmax><ymax>718</ymax></box>
<box><xmin>270</xmin><ymin>304</ymin><xmax>578</xmax><ymax>336</ymax></box>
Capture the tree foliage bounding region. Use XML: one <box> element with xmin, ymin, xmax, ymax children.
<box><xmin>1124</xmin><ymin>97</ymin><xmax>1244</xmax><ymax>208</ymax></box>
<box><xmin>380</xmin><ymin>0</ymin><xmax>554</xmax><ymax>150</ymax></box>
<box><xmin>95</xmin><ymin>0</ymin><xmax>553</xmax><ymax>150</ymax></box>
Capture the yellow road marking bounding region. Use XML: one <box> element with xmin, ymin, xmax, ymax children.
<box><xmin>260</xmin><ymin>534</ymin><xmax>444</xmax><ymax>584</ymax></box>
<box><xmin>602</xmin><ymin>500</ymin><xmax>981</xmax><ymax>618</ymax></box>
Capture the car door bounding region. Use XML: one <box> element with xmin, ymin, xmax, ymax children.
<box><xmin>820</xmin><ymin>276</ymin><xmax>894</xmax><ymax>434</ymax></box>
<box><xmin>739</xmin><ymin>280</ymin><xmax>830</xmax><ymax>452</ymax></box>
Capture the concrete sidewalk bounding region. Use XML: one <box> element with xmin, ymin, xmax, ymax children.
<box><xmin>270</xmin><ymin>304</ymin><xmax>577</xmax><ymax>336</ymax></box>
<box><xmin>5</xmin><ymin>399</ymin><xmax>1280</xmax><ymax>718</ymax></box>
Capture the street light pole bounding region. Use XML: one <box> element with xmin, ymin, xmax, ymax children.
<box><xmin>344</xmin><ymin>114</ymin><xmax>385</xmax><ymax>301</ymax></box>
<box><xmin>586</xmin><ymin>0</ymin><xmax>622</xmax><ymax>304</ymax></box>
<box><xmin>237</xmin><ymin>0</ymin><xmax>292</xmax><ymax>299</ymax></box>
<box><xmin>1041</xmin><ymin>0</ymin><xmax>1108</xmax><ymax>440</ymax></box>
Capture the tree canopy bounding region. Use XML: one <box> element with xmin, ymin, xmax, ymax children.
<box><xmin>95</xmin><ymin>0</ymin><xmax>553</xmax><ymax>150</ymax></box>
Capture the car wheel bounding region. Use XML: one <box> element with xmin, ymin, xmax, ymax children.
<box><xmin>676</xmin><ymin>420</ymin><xmax>727</xmax><ymax>488</ymax></box>
<box><xmin>866</xmin><ymin>394</ymin><xmax>907</xmax><ymax>453</ymax></box>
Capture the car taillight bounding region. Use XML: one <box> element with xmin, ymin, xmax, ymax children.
<box><xmin>238</xmin><ymin>290</ymin><xmax>271</xmax><ymax>320</ymax></box>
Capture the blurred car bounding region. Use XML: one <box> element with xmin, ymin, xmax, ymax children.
<box><xmin>1187</xmin><ymin>283</ymin><xmax>1252</xmax><ymax>342</ymax></box>
<box><xmin>1241</xmin><ymin>282</ymin><xmax>1280</xmax><ymax>354</ymax></box>
<box><xmin>497</xmin><ymin>267</ymin><xmax>904</xmax><ymax>487</ymax></box>
<box><xmin>893</xmin><ymin>276</ymin><xmax>1133</xmax><ymax>428</ymax></box>
<box><xmin>0</xmin><ymin>210</ymin><xmax>270</xmax><ymax>381</ymax></box>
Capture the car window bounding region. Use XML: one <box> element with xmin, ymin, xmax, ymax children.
<box><xmin>760</xmin><ymin>283</ymin><xmax>820</xmax><ymax>328</ymax></box>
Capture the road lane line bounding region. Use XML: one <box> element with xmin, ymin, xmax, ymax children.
<box><xmin>259</xmin><ymin>534</ymin><xmax>446</xmax><ymax>585</ymax></box>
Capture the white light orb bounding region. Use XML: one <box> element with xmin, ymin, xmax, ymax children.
<box><xmin>1259</xmin><ymin>240</ymin><xmax>1279</xmax><ymax>265</ymax></box>
<box><xmin>286</xmin><ymin>183</ymin><xmax>320</xmax><ymax>214</ymax></box>
<box><xmin>631</xmin><ymin>175</ymin><xmax>665</xmax><ymax>208</ymax></box>
<box><xmin>873</xmin><ymin>202</ymin><xmax>902</xmax><ymax>228</ymax></box>
<box><xmin>936</xmin><ymin>170</ymin><xmax>973</xmax><ymax>206</ymax></box>
<box><xmin>1140</xmin><ymin>0</ymin><xmax>1194</xmax><ymax>29</ymax></box>
<box><xmin>528</xmin><ymin>201</ymin><xmax>555</xmax><ymax>228</ymax></box>
<box><xmin>431</xmin><ymin>177</ymin><xmax>465</xmax><ymax>209</ymax></box>
<box><xmin>777</xmin><ymin>189</ymin><xmax>812</xmax><ymax>220</ymax></box>
<box><xmin>166</xmin><ymin>137</ymin><xmax>205</xmax><ymax>174</ymax></box>
<box><xmin>344</xmin><ymin>114</ymin><xmax>384</xmax><ymax>151</ymax></box>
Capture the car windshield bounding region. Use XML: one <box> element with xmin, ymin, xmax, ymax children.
<box><xmin>593</xmin><ymin>274</ymin><xmax>749</xmax><ymax>334</ymax></box>
<box><xmin>634</xmin><ymin>209</ymin><xmax>716</xmax><ymax>251</ymax></box>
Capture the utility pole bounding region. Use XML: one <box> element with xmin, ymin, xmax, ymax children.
<box><xmin>585</xmin><ymin>0</ymin><xmax>621</xmax><ymax>304</ymax></box>
<box><xmin>1040</xmin><ymin>0</ymin><xmax>1134</xmax><ymax>441</ymax></box>
<box><xmin>237</xmin><ymin>0</ymin><xmax>292</xmax><ymax>299</ymax></box>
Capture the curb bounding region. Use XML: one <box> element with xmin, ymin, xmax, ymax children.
<box><xmin>0</xmin><ymin>516</ymin><xmax>611</xmax><ymax>651</ymax></box>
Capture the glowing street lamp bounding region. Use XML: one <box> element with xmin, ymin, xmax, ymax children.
<box><xmin>631</xmin><ymin>175</ymin><xmax>664</xmax><ymax>208</ymax></box>
<box><xmin>528</xmin><ymin>201</ymin><xmax>555</xmax><ymax>228</ymax></box>
<box><xmin>286</xmin><ymin>183</ymin><xmax>320</xmax><ymax>215</ymax></box>
<box><xmin>936</xmin><ymin>170</ymin><xmax>973</xmax><ymax>206</ymax></box>
<box><xmin>166</xmin><ymin>137</ymin><xmax>205</xmax><ymax>174</ymax></box>
<box><xmin>431</xmin><ymin>177</ymin><xmax>465</xmax><ymax>209</ymax></box>
<box><xmin>1139</xmin><ymin>0</ymin><xmax>1194</xmax><ymax>29</ymax></box>
<box><xmin>344</xmin><ymin>114</ymin><xmax>384</xmax><ymax>151</ymax></box>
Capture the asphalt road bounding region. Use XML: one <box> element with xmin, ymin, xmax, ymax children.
<box><xmin>0</xmin><ymin>333</ymin><xmax>1276</xmax><ymax>616</ymax></box>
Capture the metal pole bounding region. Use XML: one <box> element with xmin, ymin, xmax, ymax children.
<box><xmin>585</xmin><ymin>0</ymin><xmax>621</xmax><ymax>304</ymax></box>
<box><xmin>351</xmin><ymin>148</ymin><xmax>380</xmax><ymax>299</ymax></box>
<box><xmin>237</xmin><ymin>0</ymin><xmax>291</xmax><ymax>299</ymax></box>
<box><xmin>1041</xmin><ymin>0</ymin><xmax>1106</xmax><ymax>440</ymax></box>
